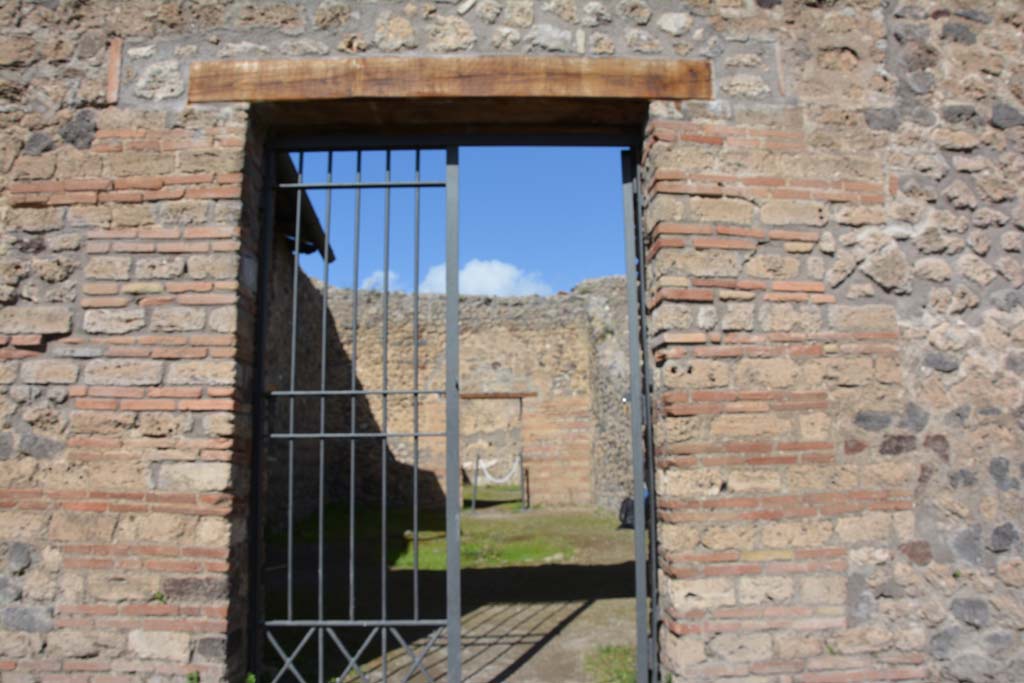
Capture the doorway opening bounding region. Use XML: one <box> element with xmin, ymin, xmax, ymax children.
<box><xmin>250</xmin><ymin>140</ymin><xmax>658</xmax><ymax>683</ymax></box>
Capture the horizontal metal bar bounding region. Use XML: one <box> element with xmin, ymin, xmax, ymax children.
<box><xmin>269</xmin><ymin>431</ymin><xmax>446</xmax><ymax>440</ymax></box>
<box><xmin>269</xmin><ymin>389</ymin><xmax>445</xmax><ymax>397</ymax></box>
<box><xmin>266</xmin><ymin>620</ymin><xmax>447</xmax><ymax>628</ymax></box>
<box><xmin>271</xmin><ymin>132</ymin><xmax>642</xmax><ymax>151</ymax></box>
<box><xmin>277</xmin><ymin>181</ymin><xmax>445</xmax><ymax>190</ymax></box>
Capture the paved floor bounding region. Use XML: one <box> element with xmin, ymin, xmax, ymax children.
<box><xmin>353</xmin><ymin>592</ymin><xmax>635</xmax><ymax>683</ymax></box>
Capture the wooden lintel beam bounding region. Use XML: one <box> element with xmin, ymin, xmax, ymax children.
<box><xmin>188</xmin><ymin>56</ymin><xmax>711</xmax><ymax>103</ymax></box>
<box><xmin>460</xmin><ymin>392</ymin><xmax>539</xmax><ymax>400</ymax></box>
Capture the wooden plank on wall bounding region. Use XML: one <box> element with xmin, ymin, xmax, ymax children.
<box><xmin>188</xmin><ymin>56</ymin><xmax>711</xmax><ymax>103</ymax></box>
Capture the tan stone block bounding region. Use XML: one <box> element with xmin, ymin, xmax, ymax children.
<box><xmin>202</xmin><ymin>412</ymin><xmax>235</xmax><ymax>438</ymax></box>
<box><xmin>86</xmin><ymin>255</ymin><xmax>133</xmax><ymax>280</ymax></box>
<box><xmin>758</xmin><ymin>303</ymin><xmax>823</xmax><ymax>333</ymax></box>
<box><xmin>656</xmin><ymin>249</ymin><xmax>742</xmax><ymax>278</ymax></box>
<box><xmin>786</xmin><ymin>465</ymin><xmax>857</xmax><ymax>491</ymax></box>
<box><xmin>0</xmin><ymin>631</ymin><xmax>44</xmax><ymax>658</ymax></box>
<box><xmin>0</xmin><ymin>511</ymin><xmax>48</xmax><ymax>540</ymax></box>
<box><xmin>800</xmin><ymin>575</ymin><xmax>845</xmax><ymax>604</ymax></box>
<box><xmin>830</xmin><ymin>305</ymin><xmax>897</xmax><ymax>331</ymax></box>
<box><xmin>736</xmin><ymin>357</ymin><xmax>801</xmax><ymax>389</ymax></box>
<box><xmin>652</xmin><ymin>415</ymin><xmax>702</xmax><ymax>444</ymax></box>
<box><xmin>208</xmin><ymin>306</ymin><xmax>238</xmax><ymax>333</ymax></box>
<box><xmin>835</xmin><ymin>205</ymin><xmax>885</xmax><ymax>226</ymax></box>
<box><xmin>711</xmin><ymin>413</ymin><xmax>790</xmax><ymax>438</ymax></box>
<box><xmin>829</xmin><ymin>622</ymin><xmax>892</xmax><ymax>654</ymax></box>
<box><xmin>178</xmin><ymin>149</ymin><xmax>244</xmax><ymax>174</ymax></box>
<box><xmin>135</xmin><ymin>255</ymin><xmax>186</xmax><ymax>280</ymax></box>
<box><xmin>761</xmin><ymin>200</ymin><xmax>828</xmax><ymax>226</ymax></box>
<box><xmin>666</xmin><ymin>576</ymin><xmax>735</xmax><ymax>610</ymax></box>
<box><xmin>0</xmin><ymin>305</ymin><xmax>72</xmax><ymax>335</ymax></box>
<box><xmin>84</xmin><ymin>359</ymin><xmax>164</xmax><ymax>386</ymax></box>
<box><xmin>774</xmin><ymin>631</ymin><xmax>822</xmax><ymax>658</ymax></box>
<box><xmin>104</xmin><ymin>152</ymin><xmax>175</xmax><ymax>177</ymax></box>
<box><xmin>762</xmin><ymin>519</ymin><xmax>833</xmax><ymax>548</ymax></box>
<box><xmin>721</xmin><ymin>303</ymin><xmax>754</xmax><ymax>331</ymax></box>
<box><xmin>155</xmin><ymin>461</ymin><xmax>232</xmax><ymax>491</ymax></box>
<box><xmin>998</xmin><ymin>557</ymin><xmax>1024</xmax><ymax>588</ymax></box>
<box><xmin>150</xmin><ymin>306</ymin><xmax>206</xmax><ymax>333</ymax></box>
<box><xmin>861</xmin><ymin>460</ymin><xmax>918</xmax><ymax>488</ymax></box>
<box><xmin>0</xmin><ymin>361</ymin><xmax>17</xmax><ymax>384</ymax></box>
<box><xmin>86</xmin><ymin>572</ymin><xmax>160</xmax><ymax>601</ymax></box>
<box><xmin>49</xmin><ymin>511</ymin><xmax>116</xmax><ymax>543</ymax></box>
<box><xmin>45</xmin><ymin>630</ymin><xmax>123</xmax><ymax>659</ymax></box>
<box><xmin>8</xmin><ymin>207</ymin><xmax>63</xmax><ymax>233</ymax></box>
<box><xmin>165</xmin><ymin>360</ymin><xmax>236</xmax><ymax>385</ymax></box>
<box><xmin>659</xmin><ymin>467</ymin><xmax>725</xmax><ymax>498</ymax></box>
<box><xmin>115</xmin><ymin>513</ymin><xmax>191</xmax><ymax>543</ymax></box>
<box><xmin>741</xmin><ymin>253</ymin><xmax>802</xmax><ymax>280</ymax></box>
<box><xmin>20</xmin><ymin>359</ymin><xmax>79</xmax><ymax>384</ymax></box>
<box><xmin>708</xmin><ymin>632</ymin><xmax>773</xmax><ymax>661</ymax></box>
<box><xmin>688</xmin><ymin>197</ymin><xmax>755</xmax><ymax>224</ymax></box>
<box><xmin>647</xmin><ymin>195</ymin><xmax>684</xmax><ymax>226</ymax></box>
<box><xmin>728</xmin><ymin>469</ymin><xmax>782</xmax><ymax>493</ymax></box>
<box><xmin>111</xmin><ymin>203</ymin><xmax>156</xmax><ymax>227</ymax></box>
<box><xmin>701</xmin><ymin>524</ymin><xmax>757</xmax><ymax>551</ymax></box>
<box><xmin>662</xmin><ymin>633</ymin><xmax>706</xmax><ymax>671</ymax></box>
<box><xmin>137</xmin><ymin>411</ymin><xmax>193</xmax><ymax>437</ymax></box>
<box><xmin>128</xmin><ymin>629</ymin><xmax>191</xmax><ymax>661</ymax></box>
<box><xmin>195</xmin><ymin>517</ymin><xmax>232</xmax><ymax>547</ymax></box>
<box><xmin>663</xmin><ymin>358</ymin><xmax>730</xmax><ymax>389</ymax></box>
<box><xmin>69</xmin><ymin>410</ymin><xmax>136</xmax><ymax>435</ymax></box>
<box><xmin>187</xmin><ymin>253</ymin><xmax>239</xmax><ymax>280</ymax></box>
<box><xmin>738</xmin><ymin>576</ymin><xmax>793</xmax><ymax>604</ymax></box>
<box><xmin>83</xmin><ymin>309</ymin><xmax>146</xmax><ymax>334</ymax></box>
<box><xmin>825</xmin><ymin>357</ymin><xmax>874</xmax><ymax>386</ymax></box>
<box><xmin>835</xmin><ymin>511</ymin><xmax>891</xmax><ymax>544</ymax></box>
<box><xmin>649</xmin><ymin>302</ymin><xmax>692</xmax><ymax>333</ymax></box>
<box><xmin>798</xmin><ymin>412</ymin><xmax>831</xmax><ymax>441</ymax></box>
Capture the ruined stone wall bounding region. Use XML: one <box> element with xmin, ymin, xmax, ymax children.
<box><xmin>0</xmin><ymin>1</ymin><xmax>1021</xmax><ymax>682</ymax></box>
<box><xmin>290</xmin><ymin>274</ymin><xmax>632</xmax><ymax>510</ymax></box>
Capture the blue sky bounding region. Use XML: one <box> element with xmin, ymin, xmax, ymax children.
<box><xmin>294</xmin><ymin>146</ymin><xmax>627</xmax><ymax>296</ymax></box>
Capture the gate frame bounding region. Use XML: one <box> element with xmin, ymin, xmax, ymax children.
<box><xmin>250</xmin><ymin>129</ymin><xmax>661</xmax><ymax>682</ymax></box>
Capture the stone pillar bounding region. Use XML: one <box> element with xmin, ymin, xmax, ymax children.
<box><xmin>1</xmin><ymin>104</ymin><xmax>254</xmax><ymax>681</ymax></box>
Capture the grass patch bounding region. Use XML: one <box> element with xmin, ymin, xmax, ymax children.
<box><xmin>281</xmin><ymin>501</ymin><xmax>631</xmax><ymax>570</ymax></box>
<box><xmin>584</xmin><ymin>645</ymin><xmax>634</xmax><ymax>683</ymax></box>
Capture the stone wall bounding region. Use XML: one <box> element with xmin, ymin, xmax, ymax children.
<box><xmin>642</xmin><ymin>4</ymin><xmax>1024</xmax><ymax>683</ymax></box>
<box><xmin>0</xmin><ymin>1</ymin><xmax>1021</xmax><ymax>682</ymax></box>
<box><xmin>264</xmin><ymin>240</ymin><xmax>634</xmax><ymax>513</ymax></box>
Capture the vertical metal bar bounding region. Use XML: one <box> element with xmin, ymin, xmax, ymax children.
<box><xmin>249</xmin><ymin>143</ymin><xmax>277</xmax><ymax>676</ymax></box>
<box><xmin>636</xmin><ymin>150</ymin><xmax>660</xmax><ymax>680</ymax></box>
<box><xmin>622</xmin><ymin>150</ymin><xmax>649</xmax><ymax>683</ymax></box>
<box><xmin>412</xmin><ymin>149</ymin><xmax>422</xmax><ymax>621</ymax></box>
<box><xmin>471</xmin><ymin>453</ymin><xmax>479</xmax><ymax>512</ymax></box>
<box><xmin>381</xmin><ymin>150</ymin><xmax>392</xmax><ymax>680</ymax></box>
<box><xmin>349</xmin><ymin>151</ymin><xmax>362</xmax><ymax>621</ymax></box>
<box><xmin>444</xmin><ymin>145</ymin><xmax>462</xmax><ymax>683</ymax></box>
<box><xmin>317</xmin><ymin>153</ymin><xmax>334</xmax><ymax>682</ymax></box>
<box><xmin>518</xmin><ymin>398</ymin><xmax>527</xmax><ymax>511</ymax></box>
<box><xmin>287</xmin><ymin>152</ymin><xmax>304</xmax><ymax>623</ymax></box>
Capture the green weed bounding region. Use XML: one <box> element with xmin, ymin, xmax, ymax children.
<box><xmin>584</xmin><ymin>645</ymin><xmax>634</xmax><ymax>683</ymax></box>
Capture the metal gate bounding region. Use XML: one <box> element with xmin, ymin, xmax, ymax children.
<box><xmin>252</xmin><ymin>145</ymin><xmax>462</xmax><ymax>682</ymax></box>
<box><xmin>251</xmin><ymin>141</ymin><xmax>657</xmax><ymax>682</ymax></box>
<box><xmin>622</xmin><ymin>150</ymin><xmax>660</xmax><ymax>683</ymax></box>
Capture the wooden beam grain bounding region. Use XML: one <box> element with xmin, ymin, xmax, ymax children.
<box><xmin>188</xmin><ymin>56</ymin><xmax>711</xmax><ymax>103</ymax></box>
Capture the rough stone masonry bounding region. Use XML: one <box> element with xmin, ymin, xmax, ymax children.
<box><xmin>0</xmin><ymin>1</ymin><xmax>1022</xmax><ymax>682</ymax></box>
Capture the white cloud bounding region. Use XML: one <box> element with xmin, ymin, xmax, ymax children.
<box><xmin>420</xmin><ymin>259</ymin><xmax>553</xmax><ymax>297</ymax></box>
<box><xmin>360</xmin><ymin>269</ymin><xmax>401</xmax><ymax>291</ymax></box>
